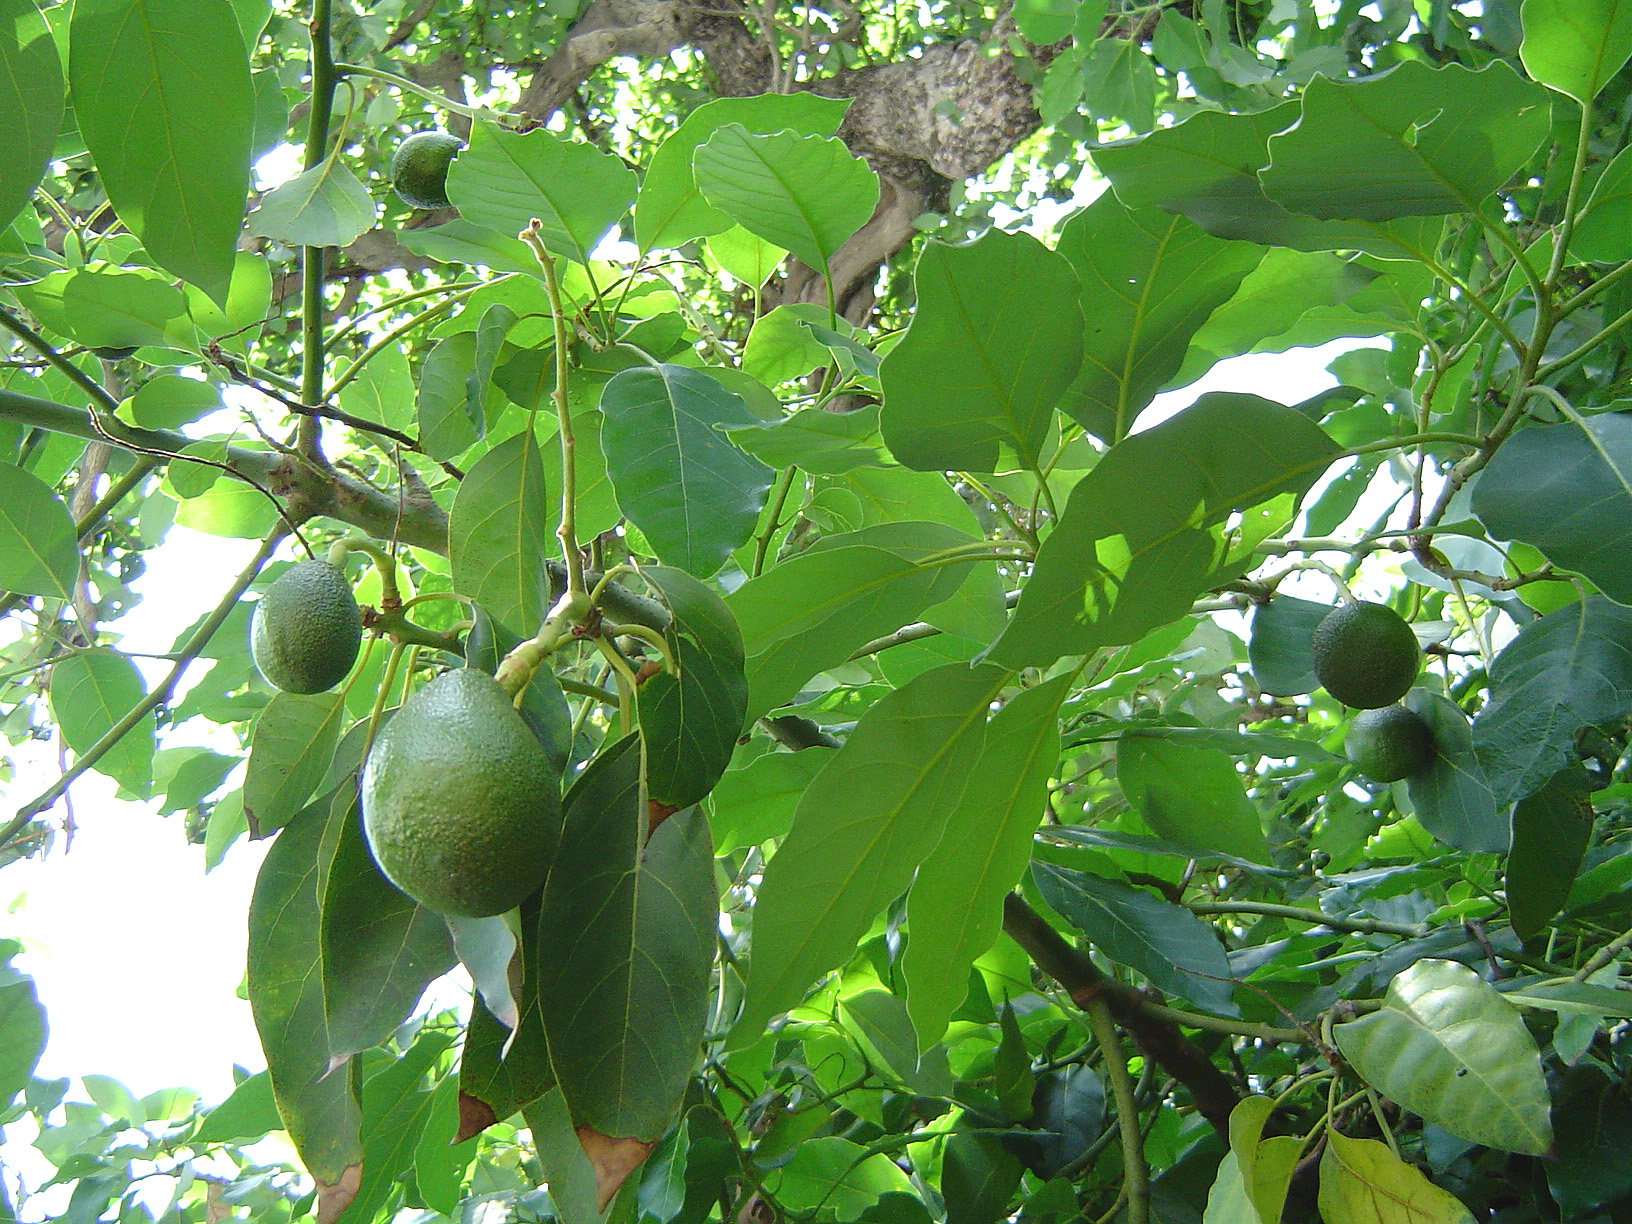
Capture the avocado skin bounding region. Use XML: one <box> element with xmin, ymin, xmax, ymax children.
<box><xmin>250</xmin><ymin>560</ymin><xmax>362</xmax><ymax>694</ymax></box>
<box><xmin>1345</xmin><ymin>704</ymin><xmax>1435</xmax><ymax>782</ymax></box>
<box><xmin>361</xmin><ymin>668</ymin><xmax>563</xmax><ymax>918</ymax></box>
<box><xmin>389</xmin><ymin>131</ymin><xmax>462</xmax><ymax>209</ymax></box>
<box><xmin>1311</xmin><ymin>600</ymin><xmax>1421</xmax><ymax>710</ymax></box>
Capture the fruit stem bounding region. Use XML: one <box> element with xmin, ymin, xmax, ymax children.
<box><xmin>493</xmin><ymin>589</ymin><xmax>592</xmax><ymax>697</ymax></box>
<box><xmin>520</xmin><ymin>220</ymin><xmax>587</xmax><ymax>600</ymax></box>
<box><xmin>336</xmin><ymin>538</ymin><xmax>402</xmax><ymax>604</ymax></box>
<box><xmin>604</xmin><ymin>622</ymin><xmax>677</xmax><ymax>674</ymax></box>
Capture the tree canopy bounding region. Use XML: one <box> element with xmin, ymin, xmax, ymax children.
<box><xmin>6</xmin><ymin>0</ymin><xmax>1632</xmax><ymax>1221</ymax></box>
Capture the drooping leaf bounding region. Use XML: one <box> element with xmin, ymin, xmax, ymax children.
<box><xmin>246</xmin><ymin>160</ymin><xmax>376</xmax><ymax>247</ymax></box>
<box><xmin>732</xmin><ymin>663</ymin><xmax>1009</xmax><ymax>1044</ymax></box>
<box><xmin>1033</xmin><ymin>862</ymin><xmax>1239</xmax><ymax>1016</ymax></box>
<box><xmin>242</xmin><ymin>691</ymin><xmax>345</xmax><ymax>838</ymax></box>
<box><xmin>457</xmin><ymin>897</ymin><xmax>556</xmax><ymax>1140</ymax></box>
<box><xmin>48</xmin><ymin>648</ymin><xmax>153</xmax><ymax>795</ymax></box>
<box><xmin>1520</xmin><ymin>0</ymin><xmax>1632</xmax><ymax>104</ymax></box>
<box><xmin>1471</xmin><ymin>412</ymin><xmax>1632</xmax><ymax>605</ymax></box>
<box><xmin>985</xmin><ymin>394</ymin><xmax>1339</xmax><ymax>668</ymax></box>
<box><xmin>599</xmin><ymin>364</ymin><xmax>773</xmax><ymax>577</ymax></box>
<box><xmin>942</xmin><ymin>1130</ymin><xmax>1024</xmax><ymax>1224</ymax></box>
<box><xmin>902</xmin><ymin>675</ymin><xmax>1069</xmax><ymax>1048</ymax></box>
<box><xmin>1055</xmin><ymin>193</ymin><xmax>1263</xmax><ymax>442</ymax></box>
<box><xmin>449</xmin><ymin>429</ymin><xmax>551</xmax><ymax>640</ymax></box>
<box><xmin>0</xmin><ymin>460</ymin><xmax>77</xmax><ymax>601</ymax></box>
<box><xmin>879</xmin><ymin>230</ymin><xmax>1084</xmax><ymax>472</ymax></box>
<box><xmin>417</xmin><ymin>332</ymin><xmax>485</xmax><ymax>460</ymax></box>
<box><xmin>1117</xmin><ymin>733</ymin><xmax>1270</xmax><ymax>864</ymax></box>
<box><xmin>0</xmin><ymin>0</ymin><xmax>63</xmax><ymax>234</ymax></box>
<box><xmin>1507</xmin><ymin>764</ymin><xmax>1594</xmax><ymax>940</ymax></box>
<box><xmin>1247</xmin><ymin>595</ymin><xmax>1328</xmax><ymax>696</ymax></box>
<box><xmin>1332</xmin><ymin>958</ymin><xmax>1553</xmax><ymax>1155</ymax></box>
<box><xmin>693</xmin><ymin>125</ymin><xmax>878</xmax><ymax>279</ymax></box>
<box><xmin>635</xmin><ymin>566</ymin><xmax>748</xmax><ymax>810</ymax></box>
<box><xmin>69</xmin><ymin>0</ymin><xmax>253</xmax><ymax>302</ymax></box>
<box><xmin>841</xmin><ymin>991</ymin><xmax>951</xmax><ymax>1096</ymax></box>
<box><xmin>1260</xmin><ymin>60</ymin><xmax>1552</xmax><ymax>222</ymax></box>
<box><xmin>536</xmin><ymin>736</ymin><xmax>716</xmax><ymax>1151</ymax></box>
<box><xmin>1318</xmin><ymin>1130</ymin><xmax>1475</xmax><ymax>1224</ymax></box>
<box><xmin>635</xmin><ymin>92</ymin><xmax>849</xmax><ymax>252</ymax></box>
<box><xmin>1218</xmin><ymin>1097</ymin><xmax>1300</xmax><ymax>1224</ymax></box>
<box><xmin>1007</xmin><ymin>1065</ymin><xmax>1105</xmax><ymax>1181</ymax></box>
<box><xmin>1404</xmin><ymin>689</ymin><xmax>1508</xmax><ymax>853</ymax></box>
<box><xmin>414</xmin><ymin>1076</ymin><xmax>480</xmax><ymax>1215</ymax></box>
<box><xmin>446</xmin><ymin>121</ymin><xmax>637</xmax><ymax>264</ymax></box>
<box><xmin>1470</xmin><ymin>597</ymin><xmax>1632</xmax><ymax>805</ymax></box>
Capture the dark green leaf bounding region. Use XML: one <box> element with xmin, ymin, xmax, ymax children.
<box><xmin>943</xmin><ymin>1131</ymin><xmax>1024</xmax><ymax>1224</ymax></box>
<box><xmin>1008</xmin><ymin>1065</ymin><xmax>1104</xmax><ymax>1181</ymax></box>
<box><xmin>449</xmin><ymin>429</ymin><xmax>551</xmax><ymax>640</ymax></box>
<box><xmin>0</xmin><ymin>460</ymin><xmax>77</xmax><ymax>601</ymax></box>
<box><xmin>242</xmin><ymin>691</ymin><xmax>345</xmax><ymax>838</ymax></box>
<box><xmin>0</xmin><ymin>0</ymin><xmax>63</xmax><ymax>233</ymax></box>
<box><xmin>1404</xmin><ymin>689</ymin><xmax>1507</xmax><ymax>853</ymax></box>
<box><xmin>457</xmin><ymin>896</ymin><xmax>556</xmax><ymax>1136</ymax></box>
<box><xmin>335</xmin><ymin>1031</ymin><xmax>454</xmax><ymax>1223</ymax></box>
<box><xmin>1248</xmin><ymin>596</ymin><xmax>1328</xmax><ymax>696</ymax></box>
<box><xmin>1506</xmin><ymin>764</ymin><xmax>1594</xmax><ymax>940</ymax></box>
<box><xmin>1520</xmin><ymin>0</ymin><xmax>1632</xmax><ymax>104</ymax></box>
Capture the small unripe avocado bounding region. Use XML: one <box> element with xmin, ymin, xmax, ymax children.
<box><xmin>1311</xmin><ymin>600</ymin><xmax>1421</xmax><ymax>709</ymax></box>
<box><xmin>1345</xmin><ymin>704</ymin><xmax>1435</xmax><ymax>782</ymax></box>
<box><xmin>389</xmin><ymin>131</ymin><xmax>463</xmax><ymax>210</ymax></box>
<box><xmin>361</xmin><ymin>668</ymin><xmax>563</xmax><ymax>918</ymax></box>
<box><xmin>250</xmin><ymin>560</ymin><xmax>362</xmax><ymax>694</ymax></box>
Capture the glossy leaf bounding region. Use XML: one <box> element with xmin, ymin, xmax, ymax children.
<box><xmin>536</xmin><ymin>736</ymin><xmax>716</xmax><ymax>1147</ymax></box>
<box><xmin>242</xmin><ymin>691</ymin><xmax>345</xmax><ymax>838</ymax></box>
<box><xmin>1033</xmin><ymin>862</ymin><xmax>1239</xmax><ymax>1016</ymax></box>
<box><xmin>1506</xmin><ymin>764</ymin><xmax>1593</xmax><ymax>939</ymax></box>
<box><xmin>1332</xmin><ymin>958</ymin><xmax>1552</xmax><ymax>1155</ymax></box>
<box><xmin>693</xmin><ymin>125</ymin><xmax>878</xmax><ymax>278</ymax></box>
<box><xmin>1403</xmin><ymin>689</ymin><xmax>1507</xmax><ymax>853</ymax></box>
<box><xmin>0</xmin><ymin>460</ymin><xmax>77</xmax><ymax>601</ymax></box>
<box><xmin>1471</xmin><ymin>412</ymin><xmax>1632</xmax><ymax>605</ymax></box>
<box><xmin>1009</xmin><ymin>1065</ymin><xmax>1105</xmax><ymax>1180</ymax></box>
<box><xmin>1261</xmin><ymin>61</ymin><xmax>1552</xmax><ymax>222</ymax></box>
<box><xmin>1056</xmin><ymin>193</ymin><xmax>1262</xmax><ymax>442</ymax></box>
<box><xmin>449</xmin><ymin>429</ymin><xmax>551</xmax><ymax>640</ymax></box>
<box><xmin>1210</xmin><ymin>1097</ymin><xmax>1300</xmax><ymax>1224</ymax></box>
<box><xmin>600</xmin><ymin>364</ymin><xmax>773</xmax><ymax>576</ymax></box>
<box><xmin>902</xmin><ymin>675</ymin><xmax>1069</xmax><ymax>1047</ymax></box>
<box><xmin>635</xmin><ymin>92</ymin><xmax>849</xmax><ymax>252</ymax></box>
<box><xmin>1471</xmin><ymin>597</ymin><xmax>1632</xmax><ymax>805</ymax></box>
<box><xmin>1520</xmin><ymin>0</ymin><xmax>1632</xmax><ymax>103</ymax></box>
<box><xmin>0</xmin><ymin>0</ymin><xmax>62</xmax><ymax>233</ymax></box>
<box><xmin>733</xmin><ymin>663</ymin><xmax>1009</xmax><ymax>1043</ymax></box>
<box><xmin>1318</xmin><ymin>1130</ymin><xmax>1475</xmax><ymax>1224</ymax></box>
<box><xmin>880</xmin><ymin>230</ymin><xmax>1084</xmax><ymax>472</ymax></box>
<box><xmin>708</xmin><ymin>748</ymin><xmax>832</xmax><ymax>853</ymax></box>
<box><xmin>246</xmin><ymin>160</ymin><xmax>376</xmax><ymax>247</ymax></box>
<box><xmin>49</xmin><ymin>648</ymin><xmax>153</xmax><ymax>795</ymax></box>
<box><xmin>1117</xmin><ymin>733</ymin><xmax>1270</xmax><ymax>864</ymax></box>
<box><xmin>985</xmin><ymin>393</ymin><xmax>1339</xmax><ymax>668</ymax></box>
<box><xmin>69</xmin><ymin>0</ymin><xmax>252</xmax><ymax>302</ymax></box>
<box><xmin>636</xmin><ymin>566</ymin><xmax>748</xmax><ymax>809</ymax></box>
<box><xmin>447</xmin><ymin>121</ymin><xmax>637</xmax><ymax>264</ymax></box>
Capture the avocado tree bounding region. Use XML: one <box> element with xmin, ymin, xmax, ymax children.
<box><xmin>5</xmin><ymin>0</ymin><xmax>1632</xmax><ymax>1220</ymax></box>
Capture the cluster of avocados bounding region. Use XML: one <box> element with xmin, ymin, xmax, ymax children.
<box><xmin>249</xmin><ymin>555</ymin><xmax>560</xmax><ymax>918</ymax></box>
<box><xmin>1311</xmin><ymin>599</ymin><xmax>1436</xmax><ymax>783</ymax></box>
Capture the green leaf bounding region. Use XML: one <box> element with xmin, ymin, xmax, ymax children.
<box><xmin>13</xmin><ymin>268</ymin><xmax>191</xmax><ymax>350</ymax></box>
<box><xmin>1260</xmin><ymin>60</ymin><xmax>1552</xmax><ymax>222</ymax></box>
<box><xmin>1471</xmin><ymin>412</ymin><xmax>1632</xmax><ymax>604</ymax></box>
<box><xmin>536</xmin><ymin>736</ymin><xmax>716</xmax><ymax>1142</ymax></box>
<box><xmin>1248</xmin><ymin>595</ymin><xmax>1328</xmax><ymax>696</ymax></box>
<box><xmin>1012</xmin><ymin>1065</ymin><xmax>1105</xmax><ymax>1180</ymax></box>
<box><xmin>449</xmin><ymin>429</ymin><xmax>550</xmax><ymax>640</ymax></box>
<box><xmin>636</xmin><ymin>567</ymin><xmax>749</xmax><ymax>809</ymax></box>
<box><xmin>124</xmin><ymin>374</ymin><xmax>221</xmax><ymax>431</ymax></box>
<box><xmin>1507</xmin><ymin>764</ymin><xmax>1594</xmax><ymax>939</ymax></box>
<box><xmin>879</xmin><ymin>230</ymin><xmax>1083</xmax><ymax>472</ymax></box>
<box><xmin>417</xmin><ymin>332</ymin><xmax>485</xmax><ymax>460</ymax></box>
<box><xmin>1056</xmin><ymin>193</ymin><xmax>1262</xmax><ymax>442</ymax></box>
<box><xmin>1332</xmin><ymin>958</ymin><xmax>1553</xmax><ymax>1156</ymax></box>
<box><xmin>457</xmin><ymin>896</ymin><xmax>557</xmax><ymax>1137</ymax></box>
<box><xmin>986</xmin><ymin>393</ymin><xmax>1339</xmax><ymax>668</ymax></box>
<box><xmin>635</xmin><ymin>92</ymin><xmax>849</xmax><ymax>252</ymax></box>
<box><xmin>732</xmin><ymin>663</ymin><xmax>1009</xmax><ymax>1044</ymax></box>
<box><xmin>1318</xmin><ymin>1130</ymin><xmax>1475</xmax><ymax>1224</ymax></box>
<box><xmin>320</xmin><ymin>797</ymin><xmax>456</xmax><ymax>1061</ymax></box>
<box><xmin>725</xmin><ymin>404</ymin><xmax>889</xmax><ymax>475</ymax></box>
<box><xmin>1207</xmin><ymin>1098</ymin><xmax>1300</xmax><ymax>1224</ymax></box>
<box><xmin>770</xmin><ymin>1136</ymin><xmax>915</xmax><ymax>1217</ymax></box>
<box><xmin>1403</xmin><ymin>689</ymin><xmax>1507</xmax><ymax>853</ymax></box>
<box><xmin>446</xmin><ymin>122</ymin><xmax>637</xmax><ymax>265</ymax></box>
<box><xmin>993</xmin><ymin>1000</ymin><xmax>1032</xmax><ymax>1122</ymax></box>
<box><xmin>743</xmin><ymin>302</ymin><xmax>836</xmax><ymax>385</ymax></box>
<box><xmin>599</xmin><ymin>364</ymin><xmax>773</xmax><ymax>576</ymax></box>
<box><xmin>840</xmin><ymin>991</ymin><xmax>950</xmax><ymax>1096</ymax></box>
<box><xmin>336</xmin><ymin>1031</ymin><xmax>454</xmax><ymax>1224</ymax></box>
<box><xmin>708</xmin><ymin>748</ymin><xmax>832</xmax><ymax>854</ymax></box>
<box><xmin>1471</xmin><ymin>597</ymin><xmax>1632</xmax><ymax>806</ymax></box>
<box><xmin>1116</xmin><ymin>734</ymin><xmax>1270</xmax><ymax>864</ymax></box>
<box><xmin>902</xmin><ymin>675</ymin><xmax>1069</xmax><ymax>1047</ymax></box>
<box><xmin>246</xmin><ymin>160</ymin><xmax>377</xmax><ymax>248</ymax></box>
<box><xmin>242</xmin><ymin>691</ymin><xmax>345</xmax><ymax>838</ymax></box>
<box><xmin>1503</xmin><ymin>980</ymin><xmax>1632</xmax><ymax>1017</ymax></box>
<box><xmin>693</xmin><ymin>125</ymin><xmax>878</xmax><ymax>278</ymax></box>
<box><xmin>1520</xmin><ymin>0</ymin><xmax>1632</xmax><ymax>104</ymax></box>
<box><xmin>194</xmin><ymin>1070</ymin><xmax>280</xmax><ymax>1144</ymax></box>
<box><xmin>68</xmin><ymin>0</ymin><xmax>252</xmax><ymax>302</ymax></box>
<box><xmin>1572</xmin><ymin>143</ymin><xmax>1632</xmax><ymax>261</ymax></box>
<box><xmin>48</xmin><ymin>649</ymin><xmax>153</xmax><ymax>794</ymax></box>
<box><xmin>0</xmin><ymin>0</ymin><xmax>63</xmax><ymax>233</ymax></box>
<box><xmin>0</xmin><ymin>949</ymin><xmax>45</xmax><ymax>1109</ymax></box>
<box><xmin>0</xmin><ymin>460</ymin><xmax>76</xmax><ymax>601</ymax></box>
<box><xmin>246</xmin><ymin>797</ymin><xmax>363</xmax><ymax>1200</ymax></box>
<box><xmin>413</xmin><ymin>1076</ymin><xmax>479</xmax><ymax>1215</ymax></box>
<box><xmin>1033</xmin><ymin>862</ymin><xmax>1239</xmax><ymax>1016</ymax></box>
<box><xmin>1095</xmin><ymin>100</ymin><xmax>1444</xmax><ymax>258</ymax></box>
<box><xmin>943</xmin><ymin>1131</ymin><xmax>1023</xmax><ymax>1224</ymax></box>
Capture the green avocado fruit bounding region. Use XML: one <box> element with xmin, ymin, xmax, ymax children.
<box><xmin>361</xmin><ymin>667</ymin><xmax>563</xmax><ymax>918</ymax></box>
<box><xmin>1310</xmin><ymin>600</ymin><xmax>1421</xmax><ymax>709</ymax></box>
<box><xmin>250</xmin><ymin>559</ymin><xmax>362</xmax><ymax>694</ymax></box>
<box><xmin>1344</xmin><ymin>704</ymin><xmax>1435</xmax><ymax>783</ymax></box>
<box><xmin>389</xmin><ymin>130</ymin><xmax>463</xmax><ymax>210</ymax></box>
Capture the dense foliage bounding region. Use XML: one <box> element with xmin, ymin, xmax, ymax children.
<box><xmin>6</xmin><ymin>1</ymin><xmax>1632</xmax><ymax>1221</ymax></box>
